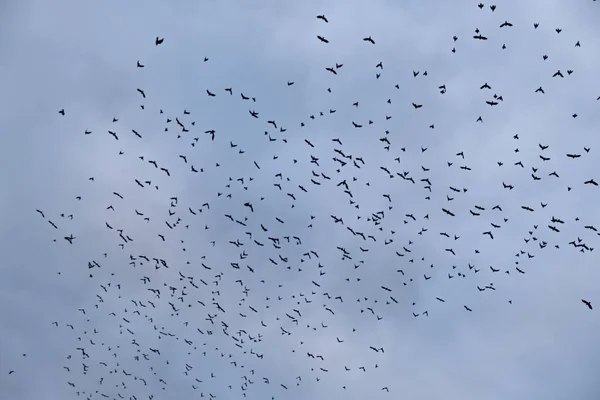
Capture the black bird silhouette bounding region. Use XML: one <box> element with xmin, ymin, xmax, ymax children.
<box><xmin>316</xmin><ymin>15</ymin><xmax>328</xmax><ymax>23</ymax></box>
<box><xmin>363</xmin><ymin>36</ymin><xmax>375</xmax><ymax>44</ymax></box>
<box><xmin>317</xmin><ymin>35</ymin><xmax>329</xmax><ymax>43</ymax></box>
<box><xmin>582</xmin><ymin>299</ymin><xmax>593</xmax><ymax>310</ymax></box>
<box><xmin>442</xmin><ymin>208</ymin><xmax>455</xmax><ymax>216</ymax></box>
<box><xmin>155</xmin><ymin>37</ymin><xmax>164</xmax><ymax>45</ymax></box>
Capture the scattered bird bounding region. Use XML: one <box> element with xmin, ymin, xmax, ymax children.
<box><xmin>582</xmin><ymin>299</ymin><xmax>593</xmax><ymax>310</ymax></box>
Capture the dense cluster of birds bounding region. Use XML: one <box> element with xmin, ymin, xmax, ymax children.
<box><xmin>13</xmin><ymin>3</ymin><xmax>599</xmax><ymax>399</ymax></box>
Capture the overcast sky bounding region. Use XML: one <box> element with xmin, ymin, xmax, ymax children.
<box><xmin>2</xmin><ymin>0</ymin><xmax>600</xmax><ymax>399</ymax></box>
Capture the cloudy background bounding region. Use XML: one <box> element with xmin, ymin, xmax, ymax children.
<box><xmin>1</xmin><ymin>0</ymin><xmax>600</xmax><ymax>399</ymax></box>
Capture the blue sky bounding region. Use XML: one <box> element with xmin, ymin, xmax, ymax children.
<box><xmin>1</xmin><ymin>0</ymin><xmax>600</xmax><ymax>399</ymax></box>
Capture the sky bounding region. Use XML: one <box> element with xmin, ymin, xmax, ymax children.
<box><xmin>1</xmin><ymin>0</ymin><xmax>600</xmax><ymax>399</ymax></box>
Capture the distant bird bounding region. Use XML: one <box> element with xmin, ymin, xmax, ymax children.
<box><xmin>316</xmin><ymin>15</ymin><xmax>328</xmax><ymax>23</ymax></box>
<box><xmin>155</xmin><ymin>37</ymin><xmax>164</xmax><ymax>45</ymax></box>
<box><xmin>363</xmin><ymin>36</ymin><xmax>375</xmax><ymax>44</ymax></box>
<box><xmin>582</xmin><ymin>299</ymin><xmax>592</xmax><ymax>310</ymax></box>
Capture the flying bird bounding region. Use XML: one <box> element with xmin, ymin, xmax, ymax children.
<box><xmin>582</xmin><ymin>299</ymin><xmax>592</xmax><ymax>310</ymax></box>
<box><xmin>363</xmin><ymin>36</ymin><xmax>375</xmax><ymax>44</ymax></box>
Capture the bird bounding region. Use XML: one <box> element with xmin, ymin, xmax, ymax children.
<box><xmin>363</xmin><ymin>36</ymin><xmax>375</xmax><ymax>44</ymax></box>
<box><xmin>316</xmin><ymin>15</ymin><xmax>328</xmax><ymax>23</ymax></box>
<box><xmin>155</xmin><ymin>37</ymin><xmax>164</xmax><ymax>45</ymax></box>
<box><xmin>582</xmin><ymin>299</ymin><xmax>593</xmax><ymax>310</ymax></box>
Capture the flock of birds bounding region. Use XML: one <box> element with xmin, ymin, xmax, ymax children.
<box><xmin>13</xmin><ymin>3</ymin><xmax>599</xmax><ymax>399</ymax></box>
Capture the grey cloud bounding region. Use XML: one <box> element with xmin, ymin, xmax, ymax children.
<box><xmin>2</xmin><ymin>0</ymin><xmax>600</xmax><ymax>400</ymax></box>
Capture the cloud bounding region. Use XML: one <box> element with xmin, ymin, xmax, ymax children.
<box><xmin>2</xmin><ymin>0</ymin><xmax>600</xmax><ymax>399</ymax></box>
